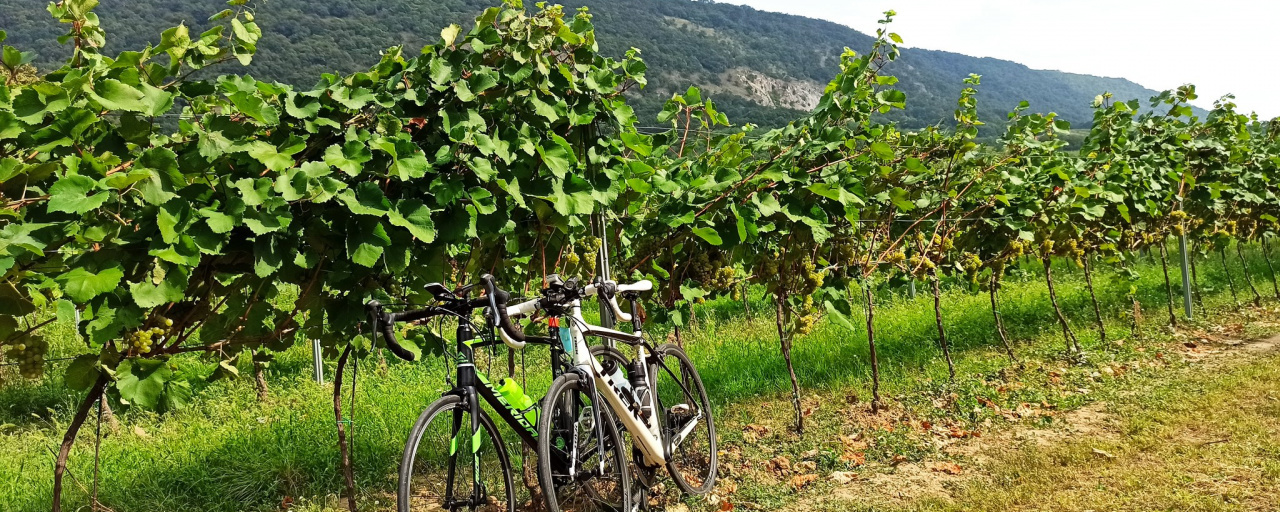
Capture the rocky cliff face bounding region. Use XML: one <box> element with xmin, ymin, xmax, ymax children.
<box><xmin>713</xmin><ymin>67</ymin><xmax>824</xmax><ymax>111</ymax></box>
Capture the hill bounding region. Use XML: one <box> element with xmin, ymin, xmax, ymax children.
<box><xmin>0</xmin><ymin>0</ymin><xmax>1182</xmax><ymax>133</ymax></box>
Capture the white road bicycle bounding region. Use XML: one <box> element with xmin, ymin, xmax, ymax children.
<box><xmin>494</xmin><ymin>276</ymin><xmax>717</xmax><ymax>512</ymax></box>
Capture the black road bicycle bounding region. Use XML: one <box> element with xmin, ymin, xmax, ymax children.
<box><xmin>368</xmin><ymin>275</ymin><xmax>631</xmax><ymax>512</ymax></box>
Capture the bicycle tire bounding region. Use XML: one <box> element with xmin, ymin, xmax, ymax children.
<box><xmin>653</xmin><ymin>343</ymin><xmax>717</xmax><ymax>496</ymax></box>
<box><xmin>398</xmin><ymin>394</ymin><xmax>516</xmax><ymax>512</ymax></box>
<box><xmin>537</xmin><ymin>372</ymin><xmax>632</xmax><ymax>512</ymax></box>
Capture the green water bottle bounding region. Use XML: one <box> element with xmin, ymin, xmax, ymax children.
<box><xmin>496</xmin><ymin>378</ymin><xmax>538</xmax><ymax>426</ymax></box>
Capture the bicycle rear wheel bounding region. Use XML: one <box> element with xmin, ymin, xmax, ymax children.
<box><xmin>537</xmin><ymin>373</ymin><xmax>632</xmax><ymax>512</ymax></box>
<box><xmin>399</xmin><ymin>394</ymin><xmax>515</xmax><ymax>512</ymax></box>
<box><xmin>652</xmin><ymin>343</ymin><xmax>717</xmax><ymax>495</ymax></box>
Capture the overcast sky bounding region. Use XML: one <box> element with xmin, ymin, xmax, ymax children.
<box><xmin>718</xmin><ymin>0</ymin><xmax>1279</xmax><ymax>118</ymax></box>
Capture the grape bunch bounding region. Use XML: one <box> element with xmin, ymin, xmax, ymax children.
<box><xmin>1007</xmin><ymin>240</ymin><xmax>1026</xmax><ymax>258</ymax></box>
<box><xmin>128</xmin><ymin>317</ymin><xmax>174</xmax><ymax>355</ymax></box>
<box><xmin>1039</xmin><ymin>239</ymin><xmax>1056</xmax><ymax>258</ymax></box>
<box><xmin>829</xmin><ymin>237</ymin><xmax>858</xmax><ymax>274</ymax></box>
<box><xmin>885</xmin><ymin>250</ymin><xmax>907</xmax><ymax>266</ymax></box>
<box><xmin>5</xmin><ymin>335</ymin><xmax>49</xmax><ymax>379</ymax></box>
<box><xmin>563</xmin><ymin>251</ymin><xmax>581</xmax><ymax>267</ymax></box>
<box><xmin>685</xmin><ymin>250</ymin><xmax>734</xmax><ymax>294</ymax></box>
<box><xmin>578</xmin><ymin>235</ymin><xmax>602</xmax><ymax>274</ymax></box>
<box><xmin>802</xmin><ymin>258</ymin><xmax>824</xmax><ymax>289</ymax></box>
<box><xmin>1065</xmin><ymin>239</ymin><xmax>1085</xmax><ymax>267</ymax></box>
<box><xmin>794</xmin><ymin>295</ymin><xmax>818</xmax><ymax>335</ymax></box>
<box><xmin>960</xmin><ymin>251</ymin><xmax>983</xmax><ymax>283</ymax></box>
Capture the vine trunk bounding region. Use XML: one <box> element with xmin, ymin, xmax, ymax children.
<box><xmin>930</xmin><ymin>269</ymin><xmax>955</xmax><ymax>380</ymax></box>
<box><xmin>1221</xmin><ymin>247</ymin><xmax>1242</xmax><ymax>308</ymax></box>
<box><xmin>863</xmin><ymin>282</ymin><xmax>882</xmax><ymax>413</ymax></box>
<box><xmin>1237</xmin><ymin>242</ymin><xmax>1263</xmax><ymax>307</ymax></box>
<box><xmin>988</xmin><ymin>273</ymin><xmax>1018</xmax><ymax>363</ymax></box>
<box><xmin>52</xmin><ymin>373</ymin><xmax>109</xmax><ymax>512</ymax></box>
<box><xmin>1042</xmin><ymin>257</ymin><xmax>1081</xmax><ymax>355</ymax></box>
<box><xmin>1082</xmin><ymin>256</ymin><xmax>1107</xmax><ymax>342</ymax></box>
<box><xmin>773</xmin><ymin>295</ymin><xmax>804</xmax><ymax>434</ymax></box>
<box><xmin>334</xmin><ymin>346</ymin><xmax>358</xmax><ymax>512</ymax></box>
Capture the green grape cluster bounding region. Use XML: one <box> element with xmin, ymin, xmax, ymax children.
<box><xmin>708</xmin><ymin>266</ymin><xmax>737</xmax><ymax>290</ymax></box>
<box><xmin>759</xmin><ymin>252</ymin><xmax>781</xmax><ymax>276</ymax></box>
<box><xmin>932</xmin><ymin>234</ymin><xmax>954</xmax><ymax>252</ymax></box>
<box><xmin>906</xmin><ymin>254</ymin><xmax>935</xmax><ymax>276</ymax></box>
<box><xmin>1039</xmin><ymin>239</ymin><xmax>1055</xmax><ymax>258</ymax></box>
<box><xmin>959</xmin><ymin>252</ymin><xmax>983</xmax><ymax>282</ymax></box>
<box><xmin>685</xmin><ymin>250</ymin><xmax>733</xmax><ymax>292</ymax></box>
<box><xmin>128</xmin><ymin>317</ymin><xmax>174</xmax><ymax>355</ymax></box>
<box><xmin>794</xmin><ymin>295</ymin><xmax>818</xmax><ymax>335</ymax></box>
<box><xmin>5</xmin><ymin>336</ymin><xmax>48</xmax><ymax>379</ymax></box>
<box><xmin>577</xmin><ymin>236</ymin><xmax>602</xmax><ymax>274</ymax></box>
<box><xmin>831</xmin><ymin>238</ymin><xmax>857</xmax><ymax>268</ymax></box>
<box><xmin>1008</xmin><ymin>240</ymin><xmax>1026</xmax><ymax>258</ymax></box>
<box><xmin>1065</xmin><ymin>239</ymin><xmax>1085</xmax><ymax>267</ymax></box>
<box><xmin>885</xmin><ymin>250</ymin><xmax>907</xmax><ymax>265</ymax></box>
<box><xmin>802</xmin><ymin>258</ymin><xmax>824</xmax><ymax>289</ymax></box>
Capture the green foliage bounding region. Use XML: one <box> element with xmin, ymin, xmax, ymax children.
<box><xmin>0</xmin><ymin>0</ymin><xmax>648</xmax><ymax>412</ymax></box>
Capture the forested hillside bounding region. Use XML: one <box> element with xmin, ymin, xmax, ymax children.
<box><xmin>0</xmin><ymin>0</ymin><xmax>1178</xmax><ymax>131</ymax></box>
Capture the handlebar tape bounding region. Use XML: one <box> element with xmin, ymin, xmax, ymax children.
<box><xmin>481</xmin><ymin>274</ymin><xmax>527</xmax><ymax>343</ymax></box>
<box><xmin>367</xmin><ymin>300</ymin><xmax>418</xmax><ymax>362</ymax></box>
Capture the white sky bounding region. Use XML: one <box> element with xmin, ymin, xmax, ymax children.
<box><xmin>718</xmin><ymin>0</ymin><xmax>1279</xmax><ymax>118</ymax></box>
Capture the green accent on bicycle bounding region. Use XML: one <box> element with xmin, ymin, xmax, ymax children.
<box><xmin>496</xmin><ymin>377</ymin><xmax>540</xmax><ymax>427</ymax></box>
<box><xmin>475</xmin><ymin>368</ymin><xmax>540</xmax><ymax>437</ymax></box>
<box><xmin>472</xmin><ymin>429</ymin><xmax>483</xmax><ymax>452</ymax></box>
<box><xmin>450</xmin><ymin>436</ymin><xmax>458</xmax><ymax>456</ymax></box>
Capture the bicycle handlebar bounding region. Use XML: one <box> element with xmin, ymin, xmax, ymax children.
<box><xmin>497</xmin><ymin>278</ymin><xmax>654</xmax><ymax>330</ymax></box>
<box><xmin>366</xmin><ymin>300</ymin><xmax>435</xmax><ymax>362</ymax></box>
<box><xmin>368</xmin><ymin>275</ymin><xmax>530</xmax><ymax>361</ymax></box>
<box><xmin>479</xmin><ymin>274</ymin><xmax>528</xmax><ymax>349</ymax></box>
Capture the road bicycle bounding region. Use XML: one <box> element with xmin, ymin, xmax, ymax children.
<box><xmin>368</xmin><ymin>275</ymin><xmax>630</xmax><ymax>512</ymax></box>
<box><xmin>494</xmin><ymin>276</ymin><xmax>717</xmax><ymax>511</ymax></box>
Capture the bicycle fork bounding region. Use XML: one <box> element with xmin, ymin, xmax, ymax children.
<box><xmin>442</xmin><ymin>322</ymin><xmax>486</xmax><ymax>510</ymax></box>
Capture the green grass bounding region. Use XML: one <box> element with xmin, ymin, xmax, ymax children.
<box><xmin>1</xmin><ymin>243</ymin><xmax>1278</xmax><ymax>511</ymax></box>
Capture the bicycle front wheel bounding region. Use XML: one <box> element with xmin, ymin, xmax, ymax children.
<box><xmin>537</xmin><ymin>373</ymin><xmax>632</xmax><ymax>512</ymax></box>
<box><xmin>653</xmin><ymin>343</ymin><xmax>717</xmax><ymax>495</ymax></box>
<box><xmin>398</xmin><ymin>394</ymin><xmax>515</xmax><ymax>512</ymax></box>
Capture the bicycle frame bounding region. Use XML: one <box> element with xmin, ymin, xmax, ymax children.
<box><xmin>404</xmin><ymin>314</ymin><xmax>566</xmax><ymax>508</ymax></box>
<box><xmin>560</xmin><ymin>294</ymin><xmax>703</xmax><ymax>467</ymax></box>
